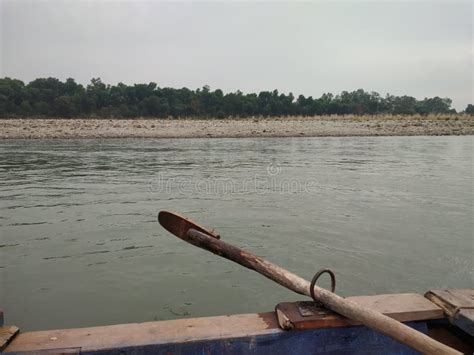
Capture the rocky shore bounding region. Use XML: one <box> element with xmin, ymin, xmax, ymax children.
<box><xmin>1</xmin><ymin>115</ymin><xmax>473</xmax><ymax>139</ymax></box>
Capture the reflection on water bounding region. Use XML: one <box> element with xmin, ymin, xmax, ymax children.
<box><xmin>0</xmin><ymin>136</ymin><xmax>472</xmax><ymax>331</ymax></box>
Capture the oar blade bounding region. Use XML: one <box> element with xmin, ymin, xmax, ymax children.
<box><xmin>158</xmin><ymin>211</ymin><xmax>220</xmax><ymax>239</ymax></box>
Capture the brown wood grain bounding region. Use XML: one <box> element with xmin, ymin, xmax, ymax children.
<box><xmin>425</xmin><ymin>289</ymin><xmax>474</xmax><ymax>312</ymax></box>
<box><xmin>5</xmin><ymin>313</ymin><xmax>278</xmax><ymax>353</ymax></box>
<box><xmin>0</xmin><ymin>325</ymin><xmax>20</xmax><ymax>352</ymax></box>
<box><xmin>276</xmin><ymin>293</ymin><xmax>444</xmax><ymax>330</ymax></box>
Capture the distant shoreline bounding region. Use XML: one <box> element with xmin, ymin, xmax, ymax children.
<box><xmin>1</xmin><ymin>115</ymin><xmax>473</xmax><ymax>139</ymax></box>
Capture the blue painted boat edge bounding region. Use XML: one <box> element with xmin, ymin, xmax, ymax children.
<box><xmin>3</xmin><ymin>292</ymin><xmax>457</xmax><ymax>354</ymax></box>
<box><xmin>82</xmin><ymin>322</ymin><xmax>428</xmax><ymax>355</ymax></box>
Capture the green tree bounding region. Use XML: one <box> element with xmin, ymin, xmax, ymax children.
<box><xmin>0</xmin><ymin>76</ymin><xmax>460</xmax><ymax>118</ymax></box>
<box><xmin>464</xmin><ymin>104</ymin><xmax>474</xmax><ymax>115</ymax></box>
<box><xmin>54</xmin><ymin>96</ymin><xmax>77</xmax><ymax>117</ymax></box>
<box><xmin>19</xmin><ymin>100</ymin><xmax>33</xmax><ymax>115</ymax></box>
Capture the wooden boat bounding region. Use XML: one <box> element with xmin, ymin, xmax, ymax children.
<box><xmin>1</xmin><ymin>289</ymin><xmax>473</xmax><ymax>354</ymax></box>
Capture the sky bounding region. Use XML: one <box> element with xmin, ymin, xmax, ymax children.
<box><xmin>1</xmin><ymin>0</ymin><xmax>472</xmax><ymax>110</ymax></box>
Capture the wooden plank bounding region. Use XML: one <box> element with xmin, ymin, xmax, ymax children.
<box><xmin>425</xmin><ymin>289</ymin><xmax>473</xmax><ymax>311</ymax></box>
<box><xmin>276</xmin><ymin>293</ymin><xmax>444</xmax><ymax>330</ymax></box>
<box><xmin>348</xmin><ymin>293</ymin><xmax>444</xmax><ymax>322</ymax></box>
<box><xmin>0</xmin><ymin>326</ymin><xmax>20</xmax><ymax>352</ymax></box>
<box><xmin>425</xmin><ymin>289</ymin><xmax>474</xmax><ymax>336</ymax></box>
<box><xmin>4</xmin><ymin>312</ymin><xmax>279</xmax><ymax>353</ymax></box>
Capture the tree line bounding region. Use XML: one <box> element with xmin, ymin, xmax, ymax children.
<box><xmin>0</xmin><ymin>77</ymin><xmax>471</xmax><ymax>118</ymax></box>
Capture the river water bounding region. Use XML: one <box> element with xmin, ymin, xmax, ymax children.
<box><xmin>0</xmin><ymin>136</ymin><xmax>472</xmax><ymax>331</ymax></box>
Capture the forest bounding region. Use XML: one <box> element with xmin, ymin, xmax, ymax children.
<box><xmin>0</xmin><ymin>77</ymin><xmax>472</xmax><ymax>118</ymax></box>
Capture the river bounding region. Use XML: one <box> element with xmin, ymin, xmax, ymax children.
<box><xmin>0</xmin><ymin>136</ymin><xmax>472</xmax><ymax>331</ymax></box>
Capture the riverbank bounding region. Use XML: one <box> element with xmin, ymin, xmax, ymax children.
<box><xmin>1</xmin><ymin>115</ymin><xmax>473</xmax><ymax>139</ymax></box>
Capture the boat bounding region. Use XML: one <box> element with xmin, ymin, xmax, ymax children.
<box><xmin>1</xmin><ymin>289</ymin><xmax>472</xmax><ymax>354</ymax></box>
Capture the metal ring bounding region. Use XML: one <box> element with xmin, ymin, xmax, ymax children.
<box><xmin>310</xmin><ymin>269</ymin><xmax>336</xmax><ymax>302</ymax></box>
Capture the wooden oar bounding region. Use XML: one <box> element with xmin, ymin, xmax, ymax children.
<box><xmin>158</xmin><ymin>211</ymin><xmax>460</xmax><ymax>354</ymax></box>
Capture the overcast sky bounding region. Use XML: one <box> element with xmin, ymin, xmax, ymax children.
<box><xmin>1</xmin><ymin>0</ymin><xmax>472</xmax><ymax>110</ymax></box>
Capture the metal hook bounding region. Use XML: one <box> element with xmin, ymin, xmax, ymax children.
<box><xmin>310</xmin><ymin>269</ymin><xmax>336</xmax><ymax>302</ymax></box>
